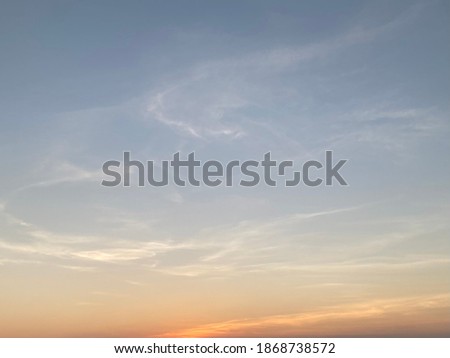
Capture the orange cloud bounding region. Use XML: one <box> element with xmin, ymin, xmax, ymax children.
<box><xmin>157</xmin><ymin>294</ymin><xmax>450</xmax><ymax>338</ymax></box>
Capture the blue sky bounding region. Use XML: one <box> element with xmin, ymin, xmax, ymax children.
<box><xmin>0</xmin><ymin>0</ymin><xmax>449</xmax><ymax>337</ymax></box>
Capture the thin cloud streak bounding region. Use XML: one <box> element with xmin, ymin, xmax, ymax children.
<box><xmin>158</xmin><ymin>294</ymin><xmax>450</xmax><ymax>337</ymax></box>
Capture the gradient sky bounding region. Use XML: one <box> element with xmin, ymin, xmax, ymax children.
<box><xmin>0</xmin><ymin>0</ymin><xmax>449</xmax><ymax>337</ymax></box>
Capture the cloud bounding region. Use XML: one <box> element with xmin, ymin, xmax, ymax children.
<box><xmin>71</xmin><ymin>241</ymin><xmax>187</xmax><ymax>263</ymax></box>
<box><xmin>158</xmin><ymin>294</ymin><xmax>450</xmax><ymax>337</ymax></box>
<box><xmin>9</xmin><ymin>160</ymin><xmax>102</xmax><ymax>196</ymax></box>
<box><xmin>144</xmin><ymin>7</ymin><xmax>419</xmax><ymax>141</ymax></box>
<box><xmin>0</xmin><ymin>203</ymin><xmax>360</xmax><ymax>273</ymax></box>
<box><xmin>327</xmin><ymin>106</ymin><xmax>447</xmax><ymax>154</ymax></box>
<box><xmin>146</xmin><ymin>79</ymin><xmax>248</xmax><ymax>139</ymax></box>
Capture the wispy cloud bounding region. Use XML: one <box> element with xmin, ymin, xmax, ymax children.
<box><xmin>158</xmin><ymin>294</ymin><xmax>450</xmax><ymax>337</ymax></box>
<box><xmin>144</xmin><ymin>4</ymin><xmax>422</xmax><ymax>144</ymax></box>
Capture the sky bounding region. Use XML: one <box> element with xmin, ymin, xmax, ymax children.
<box><xmin>0</xmin><ymin>0</ymin><xmax>449</xmax><ymax>337</ymax></box>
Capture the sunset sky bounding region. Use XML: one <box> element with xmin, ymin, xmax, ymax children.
<box><xmin>0</xmin><ymin>0</ymin><xmax>449</xmax><ymax>337</ymax></box>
